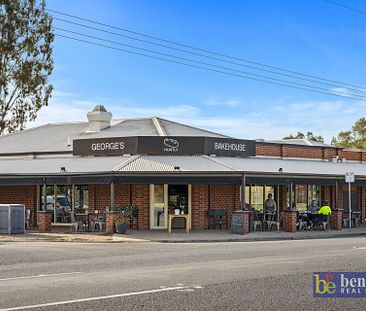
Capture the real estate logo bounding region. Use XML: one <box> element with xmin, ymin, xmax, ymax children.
<box><xmin>313</xmin><ymin>272</ymin><xmax>366</xmax><ymax>298</ymax></box>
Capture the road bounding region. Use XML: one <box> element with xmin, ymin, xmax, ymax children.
<box><xmin>0</xmin><ymin>237</ymin><xmax>365</xmax><ymax>310</ymax></box>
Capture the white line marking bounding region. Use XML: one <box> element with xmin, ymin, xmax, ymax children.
<box><xmin>0</xmin><ymin>286</ymin><xmax>190</xmax><ymax>311</ymax></box>
<box><xmin>353</xmin><ymin>246</ymin><xmax>366</xmax><ymax>250</ymax></box>
<box><xmin>0</xmin><ymin>272</ymin><xmax>82</xmax><ymax>282</ymax></box>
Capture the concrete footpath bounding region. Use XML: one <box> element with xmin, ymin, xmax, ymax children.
<box><xmin>1</xmin><ymin>227</ymin><xmax>366</xmax><ymax>243</ymax></box>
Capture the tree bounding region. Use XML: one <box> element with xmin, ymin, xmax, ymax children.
<box><xmin>283</xmin><ymin>131</ymin><xmax>324</xmax><ymax>143</ymax></box>
<box><xmin>331</xmin><ymin>118</ymin><xmax>366</xmax><ymax>149</ymax></box>
<box><xmin>0</xmin><ymin>0</ymin><xmax>54</xmax><ymax>135</ymax></box>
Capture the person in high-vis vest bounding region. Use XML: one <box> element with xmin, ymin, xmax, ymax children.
<box><xmin>314</xmin><ymin>201</ymin><xmax>331</xmax><ymax>227</ymax></box>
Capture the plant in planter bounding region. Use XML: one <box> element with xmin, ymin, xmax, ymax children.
<box><xmin>114</xmin><ymin>216</ymin><xmax>129</xmax><ymax>234</ymax></box>
<box><xmin>114</xmin><ymin>204</ymin><xmax>138</xmax><ymax>234</ymax></box>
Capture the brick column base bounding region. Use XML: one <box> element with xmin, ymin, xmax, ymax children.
<box><xmin>283</xmin><ymin>210</ymin><xmax>297</xmax><ymax>233</ymax></box>
<box><xmin>330</xmin><ymin>209</ymin><xmax>344</xmax><ymax>230</ymax></box>
<box><xmin>37</xmin><ymin>211</ymin><xmax>52</xmax><ymax>233</ymax></box>
<box><xmin>106</xmin><ymin>212</ymin><xmax>119</xmax><ymax>234</ymax></box>
<box><xmin>231</xmin><ymin>210</ymin><xmax>250</xmax><ymax>235</ymax></box>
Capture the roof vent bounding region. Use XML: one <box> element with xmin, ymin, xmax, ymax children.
<box><xmin>87</xmin><ymin>105</ymin><xmax>112</xmax><ymax>132</ymax></box>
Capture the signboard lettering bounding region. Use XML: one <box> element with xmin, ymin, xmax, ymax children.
<box><xmin>73</xmin><ymin>136</ymin><xmax>256</xmax><ymax>157</ymax></box>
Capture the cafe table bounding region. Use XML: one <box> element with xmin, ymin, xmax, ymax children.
<box><xmin>168</xmin><ymin>214</ymin><xmax>190</xmax><ymax>234</ymax></box>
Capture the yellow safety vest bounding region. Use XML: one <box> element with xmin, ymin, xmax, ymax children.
<box><xmin>317</xmin><ymin>205</ymin><xmax>331</xmax><ymax>215</ymax></box>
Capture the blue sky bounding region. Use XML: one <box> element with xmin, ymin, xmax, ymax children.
<box><xmin>30</xmin><ymin>0</ymin><xmax>366</xmax><ymax>142</ymax></box>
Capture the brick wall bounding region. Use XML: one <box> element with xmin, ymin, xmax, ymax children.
<box><xmin>191</xmin><ymin>184</ymin><xmax>209</xmax><ymax>229</ymax></box>
<box><xmin>0</xmin><ymin>185</ymin><xmax>37</xmax><ymax>225</ymax></box>
<box><xmin>130</xmin><ymin>184</ymin><xmax>150</xmax><ymax>230</ymax></box>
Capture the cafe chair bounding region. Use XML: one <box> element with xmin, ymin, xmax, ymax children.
<box><xmin>208</xmin><ymin>209</ymin><xmax>228</xmax><ymax>229</ymax></box>
<box><xmin>252</xmin><ymin>210</ymin><xmax>262</xmax><ymax>231</ymax></box>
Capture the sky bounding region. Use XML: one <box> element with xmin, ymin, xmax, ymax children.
<box><xmin>29</xmin><ymin>0</ymin><xmax>366</xmax><ymax>142</ymax></box>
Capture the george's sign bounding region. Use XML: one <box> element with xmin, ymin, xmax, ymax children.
<box><xmin>73</xmin><ymin>136</ymin><xmax>256</xmax><ymax>157</ymax></box>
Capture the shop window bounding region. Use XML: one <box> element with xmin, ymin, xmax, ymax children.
<box><xmin>75</xmin><ymin>186</ymin><xmax>89</xmax><ymax>214</ymax></box>
<box><xmin>39</xmin><ymin>185</ymin><xmax>88</xmax><ymax>224</ymax></box>
<box><xmin>251</xmin><ymin>186</ymin><xmax>264</xmax><ymax>211</ymax></box>
<box><xmin>295</xmin><ymin>185</ymin><xmax>307</xmax><ymax>211</ymax></box>
<box><xmin>308</xmin><ymin>185</ymin><xmax>321</xmax><ymax>207</ymax></box>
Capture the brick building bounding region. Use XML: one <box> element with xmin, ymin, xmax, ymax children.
<box><xmin>0</xmin><ymin>105</ymin><xmax>365</xmax><ymax>231</ymax></box>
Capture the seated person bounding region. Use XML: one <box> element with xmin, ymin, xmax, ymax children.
<box><xmin>307</xmin><ymin>200</ymin><xmax>319</xmax><ymax>213</ymax></box>
<box><xmin>313</xmin><ymin>201</ymin><xmax>331</xmax><ymax>226</ymax></box>
<box><xmin>264</xmin><ymin>193</ymin><xmax>277</xmax><ymax>221</ymax></box>
<box><xmin>307</xmin><ymin>200</ymin><xmax>319</xmax><ymax>227</ymax></box>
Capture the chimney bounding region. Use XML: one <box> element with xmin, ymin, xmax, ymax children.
<box><xmin>87</xmin><ymin>105</ymin><xmax>112</xmax><ymax>132</ymax></box>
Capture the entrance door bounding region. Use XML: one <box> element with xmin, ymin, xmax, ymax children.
<box><xmin>150</xmin><ymin>184</ymin><xmax>168</xmax><ymax>229</ymax></box>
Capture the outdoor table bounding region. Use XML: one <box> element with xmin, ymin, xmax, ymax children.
<box><xmin>168</xmin><ymin>214</ymin><xmax>190</xmax><ymax>234</ymax></box>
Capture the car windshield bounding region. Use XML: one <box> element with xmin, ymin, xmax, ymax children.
<box><xmin>57</xmin><ymin>197</ymin><xmax>70</xmax><ymax>207</ymax></box>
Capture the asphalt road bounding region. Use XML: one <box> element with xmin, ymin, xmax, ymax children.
<box><xmin>0</xmin><ymin>237</ymin><xmax>366</xmax><ymax>310</ymax></box>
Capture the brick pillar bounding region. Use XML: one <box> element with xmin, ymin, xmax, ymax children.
<box><xmin>231</xmin><ymin>210</ymin><xmax>250</xmax><ymax>235</ymax></box>
<box><xmin>37</xmin><ymin>211</ymin><xmax>52</xmax><ymax>233</ymax></box>
<box><xmin>330</xmin><ymin>209</ymin><xmax>343</xmax><ymax>230</ymax></box>
<box><xmin>105</xmin><ymin>212</ymin><xmax>119</xmax><ymax>234</ymax></box>
<box><xmin>283</xmin><ymin>210</ymin><xmax>297</xmax><ymax>232</ymax></box>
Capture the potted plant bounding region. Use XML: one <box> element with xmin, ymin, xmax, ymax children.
<box><xmin>114</xmin><ymin>216</ymin><xmax>129</xmax><ymax>234</ymax></box>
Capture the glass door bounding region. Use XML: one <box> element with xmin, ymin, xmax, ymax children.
<box><xmin>150</xmin><ymin>184</ymin><xmax>168</xmax><ymax>229</ymax></box>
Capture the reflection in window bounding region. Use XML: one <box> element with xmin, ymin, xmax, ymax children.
<box><xmin>39</xmin><ymin>185</ymin><xmax>88</xmax><ymax>224</ymax></box>
<box><xmin>251</xmin><ymin>186</ymin><xmax>264</xmax><ymax>211</ymax></box>
<box><xmin>296</xmin><ymin>185</ymin><xmax>307</xmax><ymax>211</ymax></box>
<box><xmin>308</xmin><ymin>185</ymin><xmax>321</xmax><ymax>207</ymax></box>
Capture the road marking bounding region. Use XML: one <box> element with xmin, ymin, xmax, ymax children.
<box><xmin>0</xmin><ymin>286</ymin><xmax>191</xmax><ymax>311</ymax></box>
<box><xmin>0</xmin><ymin>272</ymin><xmax>82</xmax><ymax>282</ymax></box>
<box><xmin>353</xmin><ymin>246</ymin><xmax>366</xmax><ymax>250</ymax></box>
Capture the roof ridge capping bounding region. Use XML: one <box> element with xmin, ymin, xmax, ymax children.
<box><xmin>202</xmin><ymin>155</ymin><xmax>237</xmax><ymax>171</ymax></box>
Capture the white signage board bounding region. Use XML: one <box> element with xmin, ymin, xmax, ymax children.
<box><xmin>345</xmin><ymin>172</ymin><xmax>355</xmax><ymax>183</ymax></box>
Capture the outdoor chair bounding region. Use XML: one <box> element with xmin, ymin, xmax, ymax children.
<box><xmin>268</xmin><ymin>212</ymin><xmax>283</xmax><ymax>231</ymax></box>
<box><xmin>252</xmin><ymin>211</ymin><xmax>262</xmax><ymax>231</ymax></box>
<box><xmin>263</xmin><ymin>211</ymin><xmax>276</xmax><ymax>231</ymax></box>
<box><xmin>208</xmin><ymin>209</ymin><xmax>227</xmax><ymax>229</ymax></box>
<box><xmin>70</xmin><ymin>212</ymin><xmax>85</xmax><ymax>232</ymax></box>
<box><xmin>129</xmin><ymin>208</ymin><xmax>139</xmax><ymax>230</ymax></box>
<box><xmin>296</xmin><ymin>212</ymin><xmax>307</xmax><ymax>231</ymax></box>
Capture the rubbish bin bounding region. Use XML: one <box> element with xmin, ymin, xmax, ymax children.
<box><xmin>0</xmin><ymin>204</ymin><xmax>25</xmax><ymax>234</ymax></box>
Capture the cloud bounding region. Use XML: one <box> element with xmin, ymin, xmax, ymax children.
<box><xmin>204</xmin><ymin>98</ymin><xmax>241</xmax><ymax>107</ymax></box>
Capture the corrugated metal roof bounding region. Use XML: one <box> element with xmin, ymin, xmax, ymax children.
<box><xmin>117</xmin><ymin>155</ymin><xmax>236</xmax><ymax>172</ymax></box>
<box><xmin>0</xmin><ymin>122</ymin><xmax>88</xmax><ymax>154</ymax></box>
<box><xmin>263</xmin><ymin>138</ymin><xmax>331</xmax><ymax>148</ymax></box>
<box><xmin>216</xmin><ymin>157</ymin><xmax>366</xmax><ymax>176</ymax></box>
<box><xmin>0</xmin><ymin>156</ymin><xmax>132</xmax><ymax>174</ymax></box>
<box><xmin>0</xmin><ymin>117</ymin><xmax>230</xmax><ymax>155</ymax></box>
<box><xmin>157</xmin><ymin>118</ymin><xmax>228</xmax><ymax>138</ymax></box>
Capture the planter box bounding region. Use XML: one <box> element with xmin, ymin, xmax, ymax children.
<box><xmin>115</xmin><ymin>223</ymin><xmax>128</xmax><ymax>234</ymax></box>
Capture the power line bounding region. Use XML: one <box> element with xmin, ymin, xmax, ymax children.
<box><xmin>47</xmin><ymin>8</ymin><xmax>366</xmax><ymax>91</ymax></box>
<box><xmin>52</xmin><ymin>17</ymin><xmax>366</xmax><ymax>93</ymax></box>
<box><xmin>324</xmin><ymin>0</ymin><xmax>366</xmax><ymax>16</ymax></box>
<box><xmin>54</xmin><ymin>33</ymin><xmax>366</xmax><ymax>102</ymax></box>
<box><xmin>54</xmin><ymin>27</ymin><xmax>366</xmax><ymax>100</ymax></box>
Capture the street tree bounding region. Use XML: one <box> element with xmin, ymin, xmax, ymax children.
<box><xmin>331</xmin><ymin>118</ymin><xmax>366</xmax><ymax>149</ymax></box>
<box><xmin>0</xmin><ymin>0</ymin><xmax>54</xmax><ymax>135</ymax></box>
<box><xmin>283</xmin><ymin>131</ymin><xmax>324</xmax><ymax>143</ymax></box>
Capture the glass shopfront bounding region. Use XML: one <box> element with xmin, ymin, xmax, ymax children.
<box><xmin>39</xmin><ymin>185</ymin><xmax>88</xmax><ymax>224</ymax></box>
<box><xmin>150</xmin><ymin>184</ymin><xmax>191</xmax><ymax>229</ymax></box>
<box><xmin>287</xmin><ymin>184</ymin><xmax>321</xmax><ymax>211</ymax></box>
<box><xmin>243</xmin><ymin>185</ymin><xmax>277</xmax><ymax>211</ymax></box>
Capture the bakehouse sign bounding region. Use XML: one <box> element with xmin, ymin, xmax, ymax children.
<box><xmin>73</xmin><ymin>136</ymin><xmax>256</xmax><ymax>157</ymax></box>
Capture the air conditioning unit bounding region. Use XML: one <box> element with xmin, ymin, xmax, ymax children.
<box><xmin>330</xmin><ymin>156</ymin><xmax>339</xmax><ymax>163</ymax></box>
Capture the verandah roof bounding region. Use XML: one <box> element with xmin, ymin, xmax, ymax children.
<box><xmin>0</xmin><ymin>155</ymin><xmax>366</xmax><ymax>185</ymax></box>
